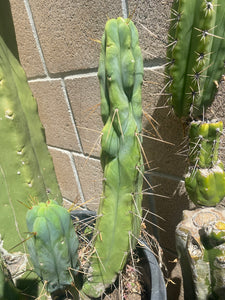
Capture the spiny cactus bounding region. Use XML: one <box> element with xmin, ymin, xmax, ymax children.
<box><xmin>0</xmin><ymin>33</ymin><xmax>62</xmax><ymax>251</ymax></box>
<box><xmin>185</xmin><ymin>120</ymin><xmax>225</xmax><ymax>206</ymax></box>
<box><xmin>166</xmin><ymin>0</ymin><xmax>225</xmax><ymax>119</ymax></box>
<box><xmin>82</xmin><ymin>17</ymin><xmax>144</xmax><ymax>298</ymax></box>
<box><xmin>26</xmin><ymin>200</ymin><xmax>79</xmax><ymax>294</ymax></box>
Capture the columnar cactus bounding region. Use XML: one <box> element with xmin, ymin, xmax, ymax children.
<box><xmin>185</xmin><ymin>120</ymin><xmax>225</xmax><ymax>206</ymax></box>
<box><xmin>82</xmin><ymin>17</ymin><xmax>144</xmax><ymax>298</ymax></box>
<box><xmin>26</xmin><ymin>200</ymin><xmax>79</xmax><ymax>294</ymax></box>
<box><xmin>0</xmin><ymin>33</ymin><xmax>62</xmax><ymax>251</ymax></box>
<box><xmin>166</xmin><ymin>0</ymin><xmax>225</xmax><ymax>119</ymax></box>
<box><xmin>167</xmin><ymin>0</ymin><xmax>225</xmax><ymax>298</ymax></box>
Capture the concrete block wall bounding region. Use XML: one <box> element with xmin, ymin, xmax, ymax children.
<box><xmin>8</xmin><ymin>0</ymin><xmax>225</xmax><ymax>299</ymax></box>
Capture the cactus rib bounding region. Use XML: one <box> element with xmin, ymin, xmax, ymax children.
<box><xmin>82</xmin><ymin>17</ymin><xmax>144</xmax><ymax>298</ymax></box>
<box><xmin>166</xmin><ymin>0</ymin><xmax>225</xmax><ymax>119</ymax></box>
<box><xmin>26</xmin><ymin>200</ymin><xmax>79</xmax><ymax>293</ymax></box>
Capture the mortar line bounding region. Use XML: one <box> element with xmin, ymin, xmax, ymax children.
<box><xmin>121</xmin><ymin>0</ymin><xmax>129</xmax><ymax>18</ymax></box>
<box><xmin>68</xmin><ymin>152</ymin><xmax>86</xmax><ymax>205</ymax></box>
<box><xmin>28</xmin><ymin>64</ymin><xmax>164</xmax><ymax>84</ymax></box>
<box><xmin>23</xmin><ymin>0</ymin><xmax>49</xmax><ymax>77</ymax></box>
<box><xmin>60</xmin><ymin>79</ymin><xmax>84</xmax><ymax>154</ymax></box>
<box><xmin>47</xmin><ymin>146</ymin><xmax>85</xmax><ymax>204</ymax></box>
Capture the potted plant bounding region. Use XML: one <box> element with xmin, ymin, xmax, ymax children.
<box><xmin>0</xmin><ymin>8</ymin><xmax>166</xmax><ymax>299</ymax></box>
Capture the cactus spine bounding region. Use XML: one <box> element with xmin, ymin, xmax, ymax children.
<box><xmin>82</xmin><ymin>17</ymin><xmax>144</xmax><ymax>298</ymax></box>
<box><xmin>26</xmin><ymin>200</ymin><xmax>79</xmax><ymax>294</ymax></box>
<box><xmin>0</xmin><ymin>33</ymin><xmax>62</xmax><ymax>251</ymax></box>
<box><xmin>167</xmin><ymin>1</ymin><xmax>225</xmax><ymax>298</ymax></box>
<box><xmin>185</xmin><ymin>120</ymin><xmax>225</xmax><ymax>206</ymax></box>
<box><xmin>166</xmin><ymin>0</ymin><xmax>225</xmax><ymax>119</ymax></box>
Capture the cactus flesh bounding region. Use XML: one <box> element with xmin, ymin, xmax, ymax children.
<box><xmin>185</xmin><ymin>120</ymin><xmax>225</xmax><ymax>206</ymax></box>
<box><xmin>166</xmin><ymin>0</ymin><xmax>225</xmax><ymax>119</ymax></box>
<box><xmin>0</xmin><ymin>33</ymin><xmax>62</xmax><ymax>251</ymax></box>
<box><xmin>82</xmin><ymin>17</ymin><xmax>144</xmax><ymax>298</ymax></box>
<box><xmin>26</xmin><ymin>200</ymin><xmax>79</xmax><ymax>293</ymax></box>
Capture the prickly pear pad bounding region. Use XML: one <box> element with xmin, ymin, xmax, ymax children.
<box><xmin>166</xmin><ymin>0</ymin><xmax>225</xmax><ymax>119</ymax></box>
<box><xmin>26</xmin><ymin>200</ymin><xmax>79</xmax><ymax>293</ymax></box>
<box><xmin>82</xmin><ymin>17</ymin><xmax>144</xmax><ymax>298</ymax></box>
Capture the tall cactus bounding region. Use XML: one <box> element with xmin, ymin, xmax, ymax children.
<box><xmin>82</xmin><ymin>17</ymin><xmax>144</xmax><ymax>298</ymax></box>
<box><xmin>166</xmin><ymin>0</ymin><xmax>225</xmax><ymax>119</ymax></box>
<box><xmin>26</xmin><ymin>200</ymin><xmax>79</xmax><ymax>294</ymax></box>
<box><xmin>0</xmin><ymin>32</ymin><xmax>62</xmax><ymax>251</ymax></box>
<box><xmin>167</xmin><ymin>0</ymin><xmax>225</xmax><ymax>298</ymax></box>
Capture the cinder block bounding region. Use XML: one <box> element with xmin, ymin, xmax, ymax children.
<box><xmin>65</xmin><ymin>75</ymin><xmax>102</xmax><ymax>157</ymax></box>
<box><xmin>9</xmin><ymin>0</ymin><xmax>45</xmax><ymax>78</ymax></box>
<box><xmin>29</xmin><ymin>79</ymin><xmax>81</xmax><ymax>151</ymax></box>
<box><xmin>142</xmin><ymin>68</ymin><xmax>187</xmax><ymax>178</ymax></box>
<box><xmin>142</xmin><ymin>174</ymin><xmax>191</xmax><ymax>252</ymax></box>
<box><xmin>73</xmin><ymin>154</ymin><xmax>102</xmax><ymax>211</ymax></box>
<box><xmin>28</xmin><ymin>0</ymin><xmax>122</xmax><ymax>74</ymax></box>
<box><xmin>48</xmin><ymin>147</ymin><xmax>80</xmax><ymax>202</ymax></box>
<box><xmin>127</xmin><ymin>0</ymin><xmax>172</xmax><ymax>62</ymax></box>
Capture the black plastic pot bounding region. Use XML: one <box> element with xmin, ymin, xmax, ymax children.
<box><xmin>71</xmin><ymin>210</ymin><xmax>167</xmax><ymax>300</ymax></box>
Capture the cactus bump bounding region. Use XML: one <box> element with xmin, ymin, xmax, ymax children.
<box><xmin>0</xmin><ymin>31</ymin><xmax>62</xmax><ymax>251</ymax></box>
<box><xmin>166</xmin><ymin>0</ymin><xmax>225</xmax><ymax>119</ymax></box>
<box><xmin>82</xmin><ymin>17</ymin><xmax>144</xmax><ymax>298</ymax></box>
<box><xmin>26</xmin><ymin>200</ymin><xmax>79</xmax><ymax>294</ymax></box>
<box><xmin>185</xmin><ymin>120</ymin><xmax>225</xmax><ymax>206</ymax></box>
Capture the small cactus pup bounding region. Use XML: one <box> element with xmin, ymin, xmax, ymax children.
<box><xmin>185</xmin><ymin>120</ymin><xmax>225</xmax><ymax>206</ymax></box>
<box><xmin>26</xmin><ymin>200</ymin><xmax>79</xmax><ymax>295</ymax></box>
<box><xmin>82</xmin><ymin>17</ymin><xmax>144</xmax><ymax>298</ymax></box>
<box><xmin>0</xmin><ymin>30</ymin><xmax>62</xmax><ymax>252</ymax></box>
<box><xmin>166</xmin><ymin>0</ymin><xmax>225</xmax><ymax>119</ymax></box>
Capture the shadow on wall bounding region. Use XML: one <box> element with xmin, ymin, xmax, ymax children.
<box><xmin>0</xmin><ymin>0</ymin><xmax>19</xmax><ymax>60</ymax></box>
<box><xmin>142</xmin><ymin>86</ymin><xmax>191</xmax><ymax>299</ymax></box>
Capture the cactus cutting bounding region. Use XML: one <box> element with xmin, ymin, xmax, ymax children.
<box><xmin>166</xmin><ymin>0</ymin><xmax>225</xmax><ymax>119</ymax></box>
<box><xmin>26</xmin><ymin>199</ymin><xmax>79</xmax><ymax>294</ymax></box>
<box><xmin>82</xmin><ymin>17</ymin><xmax>144</xmax><ymax>298</ymax></box>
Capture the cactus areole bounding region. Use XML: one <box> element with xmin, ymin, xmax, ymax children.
<box><xmin>82</xmin><ymin>17</ymin><xmax>144</xmax><ymax>298</ymax></box>
<box><xmin>166</xmin><ymin>0</ymin><xmax>225</xmax><ymax>119</ymax></box>
<box><xmin>185</xmin><ymin>120</ymin><xmax>225</xmax><ymax>206</ymax></box>
<box><xmin>26</xmin><ymin>200</ymin><xmax>79</xmax><ymax>293</ymax></box>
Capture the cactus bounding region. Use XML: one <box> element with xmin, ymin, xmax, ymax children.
<box><xmin>185</xmin><ymin>120</ymin><xmax>225</xmax><ymax>206</ymax></box>
<box><xmin>176</xmin><ymin>208</ymin><xmax>225</xmax><ymax>299</ymax></box>
<box><xmin>0</xmin><ymin>32</ymin><xmax>62</xmax><ymax>251</ymax></box>
<box><xmin>26</xmin><ymin>200</ymin><xmax>79</xmax><ymax>294</ymax></box>
<box><xmin>82</xmin><ymin>17</ymin><xmax>144</xmax><ymax>298</ymax></box>
<box><xmin>166</xmin><ymin>0</ymin><xmax>225</xmax><ymax>119</ymax></box>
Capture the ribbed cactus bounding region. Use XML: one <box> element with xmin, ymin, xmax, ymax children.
<box><xmin>166</xmin><ymin>0</ymin><xmax>225</xmax><ymax>119</ymax></box>
<box><xmin>0</xmin><ymin>32</ymin><xmax>62</xmax><ymax>251</ymax></box>
<box><xmin>82</xmin><ymin>17</ymin><xmax>144</xmax><ymax>298</ymax></box>
<box><xmin>26</xmin><ymin>200</ymin><xmax>79</xmax><ymax>294</ymax></box>
<box><xmin>185</xmin><ymin>120</ymin><xmax>225</xmax><ymax>206</ymax></box>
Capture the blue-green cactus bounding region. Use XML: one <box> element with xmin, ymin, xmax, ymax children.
<box><xmin>26</xmin><ymin>200</ymin><xmax>79</xmax><ymax>293</ymax></box>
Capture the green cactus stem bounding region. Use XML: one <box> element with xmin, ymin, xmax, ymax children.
<box><xmin>0</xmin><ymin>33</ymin><xmax>62</xmax><ymax>251</ymax></box>
<box><xmin>166</xmin><ymin>0</ymin><xmax>225</xmax><ymax>119</ymax></box>
<box><xmin>82</xmin><ymin>17</ymin><xmax>144</xmax><ymax>298</ymax></box>
<box><xmin>26</xmin><ymin>200</ymin><xmax>79</xmax><ymax>294</ymax></box>
<box><xmin>185</xmin><ymin>120</ymin><xmax>225</xmax><ymax>206</ymax></box>
<box><xmin>188</xmin><ymin>120</ymin><xmax>223</xmax><ymax>168</ymax></box>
